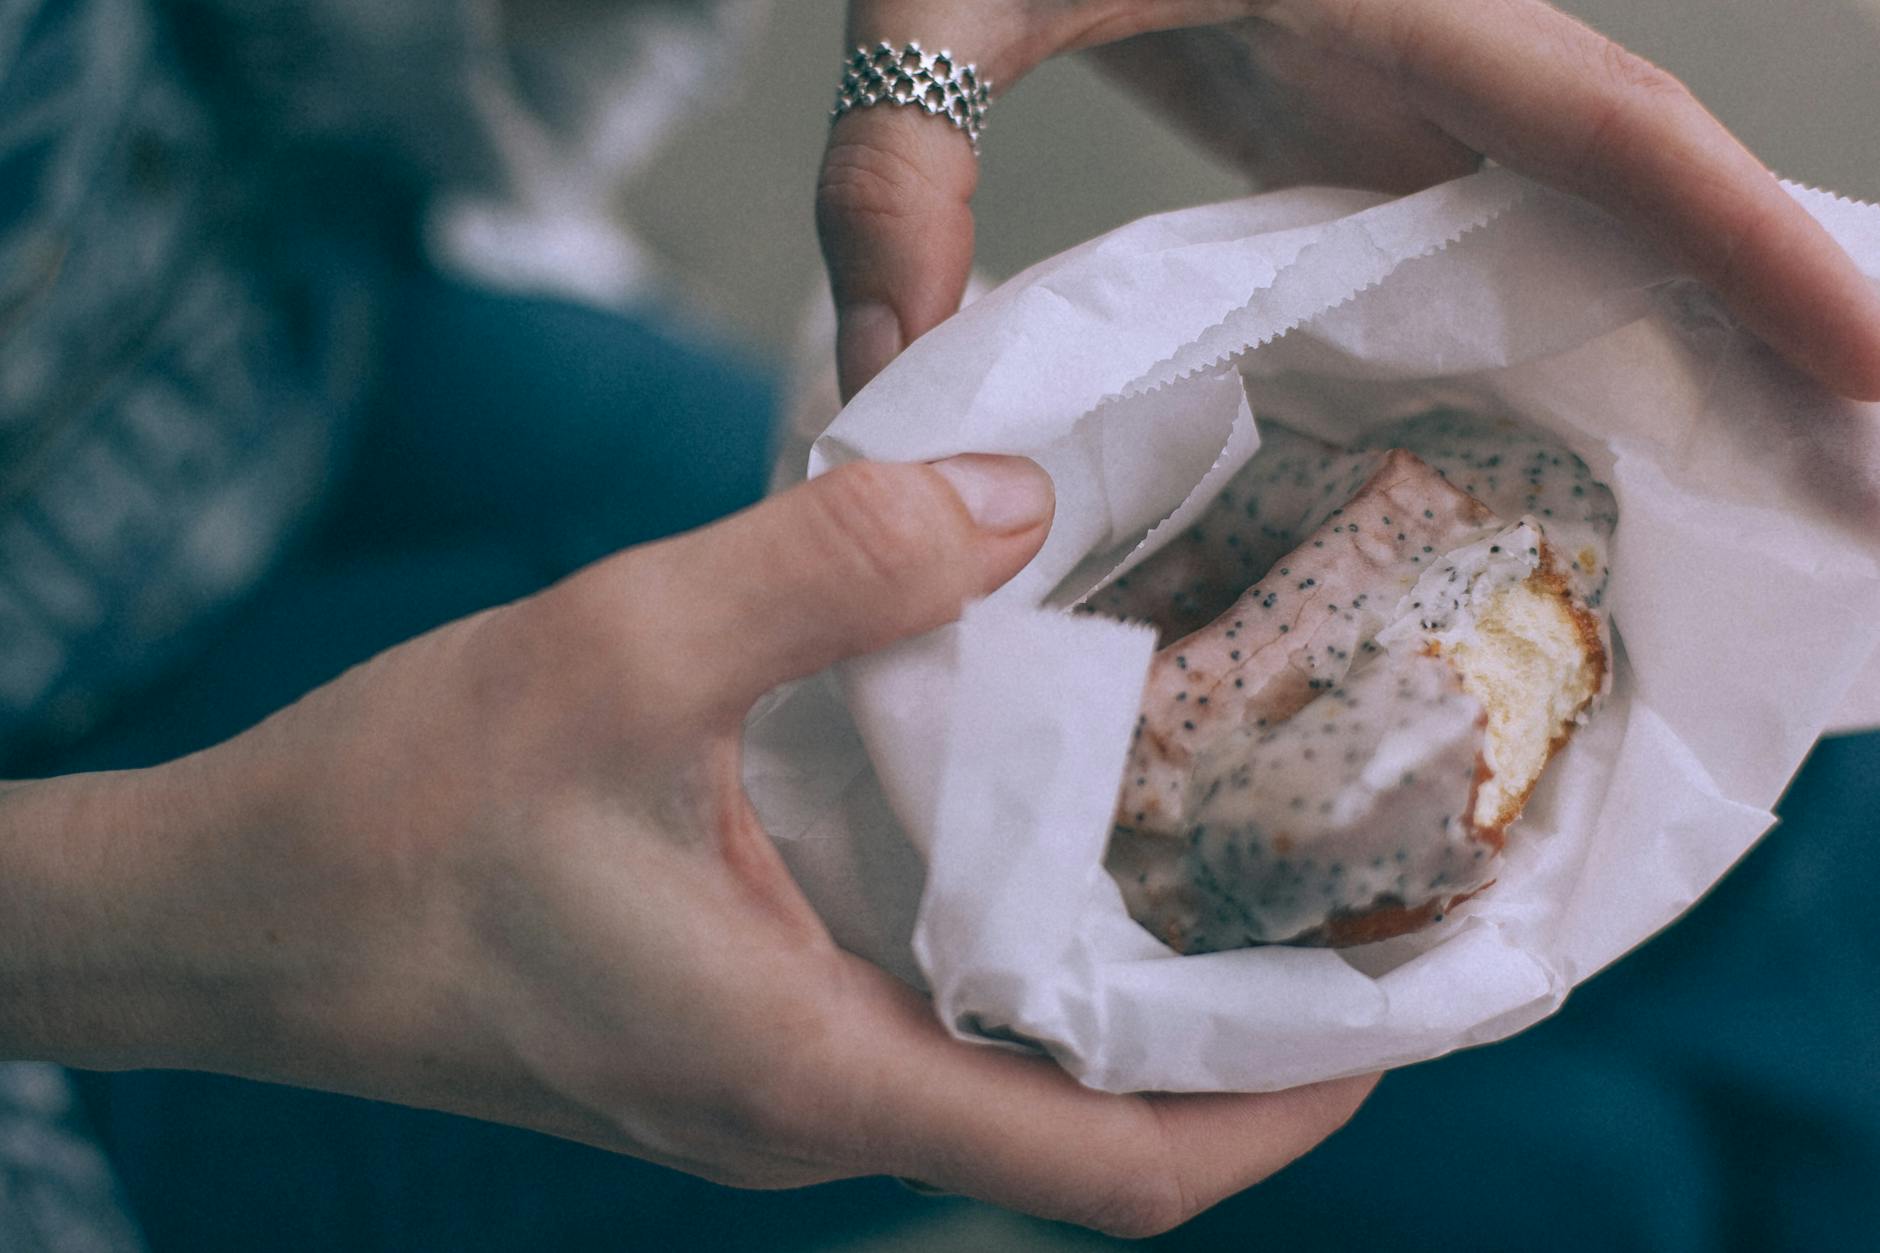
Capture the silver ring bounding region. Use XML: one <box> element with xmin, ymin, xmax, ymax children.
<box><xmin>831</xmin><ymin>41</ymin><xmax>991</xmax><ymax>154</ymax></box>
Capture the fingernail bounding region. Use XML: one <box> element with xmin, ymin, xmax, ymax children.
<box><xmin>929</xmin><ymin>454</ymin><xmax>1054</xmax><ymax>535</ymax></box>
<box><xmin>837</xmin><ymin>302</ymin><xmax>903</xmax><ymax>400</ymax></box>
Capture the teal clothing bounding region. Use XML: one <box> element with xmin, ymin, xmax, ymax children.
<box><xmin>50</xmin><ymin>265</ymin><xmax>1880</xmax><ymax>1253</ymax></box>
<box><xmin>3</xmin><ymin>0</ymin><xmax>1874</xmax><ymax>1248</ymax></box>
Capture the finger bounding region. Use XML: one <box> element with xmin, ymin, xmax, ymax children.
<box><xmin>1292</xmin><ymin>0</ymin><xmax>1880</xmax><ymax>399</ymax></box>
<box><xmin>1089</xmin><ymin>24</ymin><xmax>1481</xmax><ymax>193</ymax></box>
<box><xmin>821</xmin><ymin>2</ymin><xmax>1025</xmax><ymax>400</ymax></box>
<box><xmin>835</xmin><ymin>965</ymin><xmax>1375</xmax><ymax>1237</ymax></box>
<box><xmin>625</xmin><ymin>455</ymin><xmax>1053</xmax><ymax>718</ymax></box>
<box><xmin>819</xmin><ymin>106</ymin><xmax>979</xmax><ymax>402</ymax></box>
<box><xmin>818</xmin><ymin>0</ymin><xmax>1263</xmax><ymax>400</ymax></box>
<box><xmin>1137</xmin><ymin>1077</ymin><xmax>1376</xmax><ymax>1213</ymax></box>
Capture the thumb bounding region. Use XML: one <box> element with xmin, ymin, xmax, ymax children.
<box><xmin>818</xmin><ymin>104</ymin><xmax>979</xmax><ymax>402</ymax></box>
<box><xmin>634</xmin><ymin>455</ymin><xmax>1053</xmax><ymax>718</ymax></box>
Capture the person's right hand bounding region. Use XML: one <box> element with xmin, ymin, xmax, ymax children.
<box><xmin>820</xmin><ymin>0</ymin><xmax>1880</xmax><ymax>402</ymax></box>
<box><xmin>1</xmin><ymin>453</ymin><xmax>1373</xmax><ymax>1237</ymax></box>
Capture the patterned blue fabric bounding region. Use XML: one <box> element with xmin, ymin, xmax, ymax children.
<box><xmin>0</xmin><ymin>0</ymin><xmax>494</xmax><ymax>1244</ymax></box>
<box><xmin>0</xmin><ymin>1064</ymin><xmax>143</xmax><ymax>1253</ymax></box>
<box><xmin>0</xmin><ymin>0</ymin><xmax>758</xmax><ymax>1244</ymax></box>
<box><xmin>0</xmin><ymin>0</ymin><xmax>371</xmax><ymax>763</ymax></box>
<box><xmin>0</xmin><ymin>0</ymin><xmax>347</xmax><ymax>1245</ymax></box>
<box><xmin>60</xmin><ymin>266</ymin><xmax>779</xmax><ymax>1253</ymax></box>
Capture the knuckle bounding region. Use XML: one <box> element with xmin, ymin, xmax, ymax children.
<box><xmin>1081</xmin><ymin>1173</ymin><xmax>1191</xmax><ymax>1240</ymax></box>
<box><xmin>816</xmin><ymin>137</ymin><xmax>935</xmax><ymax>234</ymax></box>
<box><xmin>514</xmin><ymin>555</ymin><xmax>697</xmax><ymax>735</ymax></box>
<box><xmin>1595</xmin><ymin>43</ymin><xmax>1691</xmax><ymax>106</ymax></box>
<box><xmin>1570</xmin><ymin>45</ymin><xmax>1695</xmax><ymax>181</ymax></box>
<box><xmin>1702</xmin><ymin>194</ymin><xmax>1779</xmax><ymax>295</ymax></box>
<box><xmin>1072</xmin><ymin>1104</ymin><xmax>1198</xmax><ymax>1239</ymax></box>
<box><xmin>534</xmin><ymin>561</ymin><xmax>636</xmax><ymax>666</ymax></box>
<box><xmin>807</xmin><ymin>463</ymin><xmax>955</xmax><ymax>589</ymax></box>
<box><xmin>738</xmin><ymin>1072</ymin><xmax>825</xmax><ymax>1162</ymax></box>
<box><xmin>735</xmin><ymin>1072</ymin><xmax>803</xmax><ymax>1150</ymax></box>
<box><xmin>1080</xmin><ymin>1100</ymin><xmax>1209</xmax><ymax>1238</ymax></box>
<box><xmin>724</xmin><ymin>1001</ymin><xmax>862</xmax><ymax>1173</ymax></box>
<box><xmin>485</xmin><ymin>579</ymin><xmax>609</xmax><ymax>702</ymax></box>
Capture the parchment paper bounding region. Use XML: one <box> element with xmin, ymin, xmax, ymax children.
<box><xmin>743</xmin><ymin>168</ymin><xmax>1880</xmax><ymax>1093</ymax></box>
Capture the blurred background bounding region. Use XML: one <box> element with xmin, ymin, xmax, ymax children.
<box><xmin>621</xmin><ymin>0</ymin><xmax>1880</xmax><ymax>364</ymax></box>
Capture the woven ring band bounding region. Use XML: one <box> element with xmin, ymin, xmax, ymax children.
<box><xmin>831</xmin><ymin>42</ymin><xmax>991</xmax><ymax>154</ymax></box>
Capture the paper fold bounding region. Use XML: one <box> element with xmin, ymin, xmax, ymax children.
<box><xmin>749</xmin><ymin>170</ymin><xmax>1880</xmax><ymax>1092</ymax></box>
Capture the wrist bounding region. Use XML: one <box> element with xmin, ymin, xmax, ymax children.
<box><xmin>0</xmin><ymin>745</ymin><xmax>308</xmax><ymax>1073</ymax></box>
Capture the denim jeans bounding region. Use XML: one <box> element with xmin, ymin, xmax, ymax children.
<box><xmin>55</xmin><ymin>269</ymin><xmax>1880</xmax><ymax>1251</ymax></box>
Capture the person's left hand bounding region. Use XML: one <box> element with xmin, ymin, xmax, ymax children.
<box><xmin>5</xmin><ymin>453</ymin><xmax>1374</xmax><ymax>1238</ymax></box>
<box><xmin>819</xmin><ymin>0</ymin><xmax>1880</xmax><ymax>402</ymax></box>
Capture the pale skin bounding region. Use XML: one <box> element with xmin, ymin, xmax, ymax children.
<box><xmin>820</xmin><ymin>0</ymin><xmax>1880</xmax><ymax>402</ymax></box>
<box><xmin>10</xmin><ymin>2</ymin><xmax>1879</xmax><ymax>1238</ymax></box>
<box><xmin>0</xmin><ymin>455</ymin><xmax>1373</xmax><ymax>1238</ymax></box>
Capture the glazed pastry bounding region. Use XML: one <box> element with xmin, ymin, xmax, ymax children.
<box><xmin>1107</xmin><ymin>650</ymin><xmax>1488</xmax><ymax>950</ymax></box>
<box><xmin>1113</xmin><ymin>448</ymin><xmax>1499</xmax><ymax>835</ymax></box>
<box><xmin>1079</xmin><ymin>426</ymin><xmax>1382</xmax><ymax>641</ymax></box>
<box><xmin>1099</xmin><ymin>412</ymin><xmax>1615</xmax><ymax>949</ymax></box>
<box><xmin>1353</xmin><ymin>408</ymin><xmax>1616</xmax><ymax>616</ymax></box>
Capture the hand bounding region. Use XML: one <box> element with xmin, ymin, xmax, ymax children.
<box><xmin>1</xmin><ymin>454</ymin><xmax>1372</xmax><ymax>1237</ymax></box>
<box><xmin>819</xmin><ymin>0</ymin><xmax>1880</xmax><ymax>402</ymax></box>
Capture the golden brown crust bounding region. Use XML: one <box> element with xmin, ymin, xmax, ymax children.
<box><xmin>1469</xmin><ymin>543</ymin><xmax>1610</xmax><ymax>840</ymax></box>
<box><xmin>1311</xmin><ymin>884</ymin><xmax>1493</xmax><ymax>947</ymax></box>
<box><xmin>1102</xmin><ymin>430</ymin><xmax>1614</xmax><ymax>951</ymax></box>
<box><xmin>1300</xmin><ymin>544</ymin><xmax>1606</xmax><ymax>946</ymax></box>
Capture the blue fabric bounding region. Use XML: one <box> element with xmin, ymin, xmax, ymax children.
<box><xmin>49</xmin><ymin>267</ymin><xmax>1880</xmax><ymax>1250</ymax></box>
<box><xmin>0</xmin><ymin>0</ymin><xmax>380</xmax><ymax>765</ymax></box>
<box><xmin>1149</xmin><ymin>730</ymin><xmax>1880</xmax><ymax>1251</ymax></box>
<box><xmin>57</xmin><ymin>271</ymin><xmax>946</xmax><ymax>1253</ymax></box>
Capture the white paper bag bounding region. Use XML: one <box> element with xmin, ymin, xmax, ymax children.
<box><xmin>744</xmin><ymin>168</ymin><xmax>1880</xmax><ymax>1093</ymax></box>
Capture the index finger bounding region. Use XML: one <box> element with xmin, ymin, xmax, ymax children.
<box><xmin>1292</xmin><ymin>0</ymin><xmax>1880</xmax><ymax>399</ymax></box>
<box><xmin>832</xmin><ymin>963</ymin><xmax>1376</xmax><ymax>1237</ymax></box>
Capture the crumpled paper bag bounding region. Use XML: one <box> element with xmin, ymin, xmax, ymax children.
<box><xmin>744</xmin><ymin>167</ymin><xmax>1880</xmax><ymax>1093</ymax></box>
